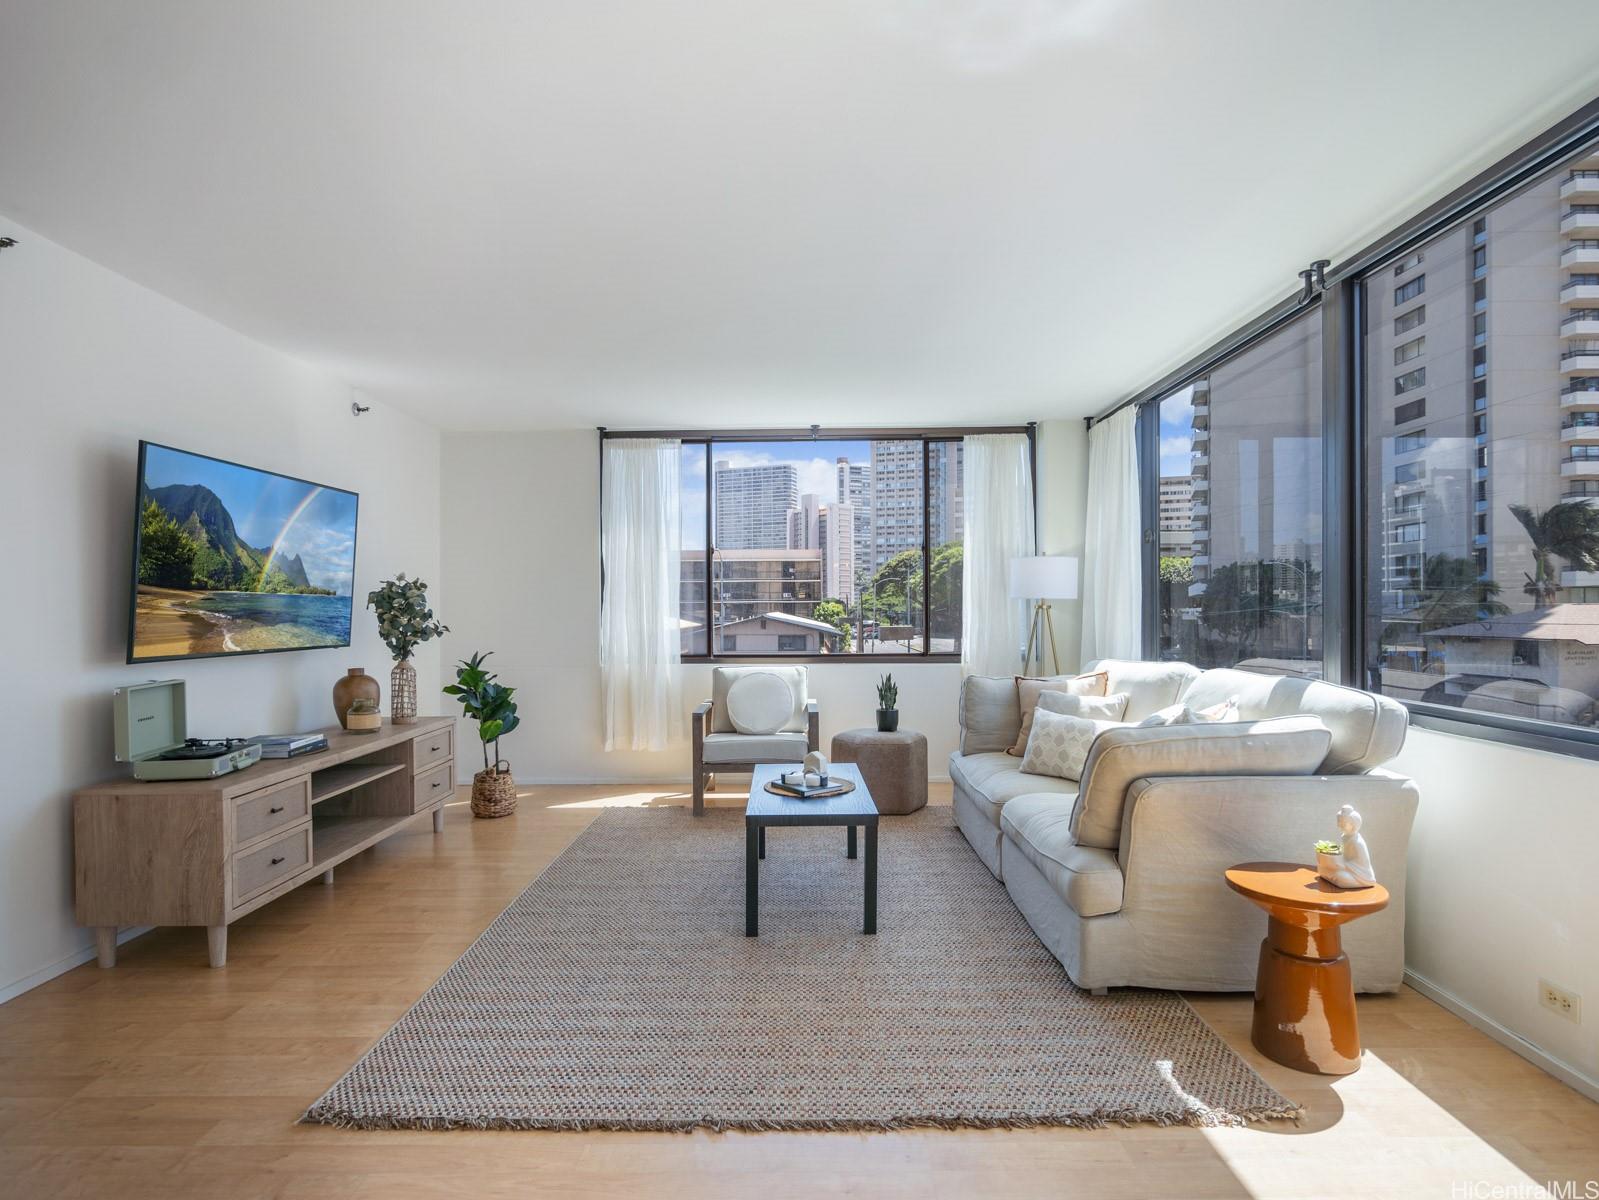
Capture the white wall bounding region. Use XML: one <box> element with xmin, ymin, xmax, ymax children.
<box><xmin>1392</xmin><ymin>726</ymin><xmax>1599</xmax><ymax>1092</ymax></box>
<box><xmin>440</xmin><ymin>421</ymin><xmax>1087</xmax><ymax>785</ymax></box>
<box><xmin>0</xmin><ymin>218</ymin><xmax>442</xmax><ymax>998</ymax></box>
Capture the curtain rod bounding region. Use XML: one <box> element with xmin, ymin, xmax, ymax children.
<box><xmin>1086</xmin><ymin>91</ymin><xmax>1599</xmax><ymax>431</ymax></box>
<box><xmin>597</xmin><ymin>423</ymin><xmax>1034</xmax><ymax>441</ymax></box>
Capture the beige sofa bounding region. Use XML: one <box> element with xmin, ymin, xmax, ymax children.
<box><xmin>951</xmin><ymin>659</ymin><xmax>1419</xmax><ymax>993</ymax></box>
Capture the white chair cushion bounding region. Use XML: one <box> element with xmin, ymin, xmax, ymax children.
<box><xmin>701</xmin><ymin>732</ymin><xmax>808</xmax><ymax>764</ymax></box>
<box><xmin>710</xmin><ymin>666</ymin><xmax>807</xmax><ymax>734</ymax></box>
<box><xmin>1001</xmin><ymin>794</ymin><xmax>1124</xmax><ymax>917</ymax></box>
<box><xmin>725</xmin><ymin>671</ymin><xmax>794</xmax><ymax>735</ymax></box>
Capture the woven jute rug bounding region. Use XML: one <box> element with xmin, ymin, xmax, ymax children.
<box><xmin>303</xmin><ymin>806</ymin><xmax>1298</xmax><ymax>1132</ymax></box>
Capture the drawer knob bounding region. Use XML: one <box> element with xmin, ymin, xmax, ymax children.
<box><xmin>270</xmin><ymin>856</ymin><xmax>286</xmax><ymax>866</ymax></box>
<box><xmin>268</xmin><ymin>805</ymin><xmax>285</xmax><ymax>814</ymax></box>
<box><xmin>432</xmin><ymin>781</ymin><xmax>441</xmax><ymax>789</ymax></box>
<box><xmin>429</xmin><ymin>745</ymin><xmax>441</xmax><ymax>752</ymax></box>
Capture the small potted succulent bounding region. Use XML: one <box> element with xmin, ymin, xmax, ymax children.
<box><xmin>443</xmin><ymin>651</ymin><xmax>521</xmax><ymax>818</ymax></box>
<box><xmin>1314</xmin><ymin>839</ymin><xmax>1342</xmax><ymax>883</ymax></box>
<box><xmin>367</xmin><ymin>573</ymin><xmax>448</xmax><ymax>725</ymax></box>
<box><xmin>876</xmin><ymin>673</ymin><xmax>899</xmax><ymax>733</ymax></box>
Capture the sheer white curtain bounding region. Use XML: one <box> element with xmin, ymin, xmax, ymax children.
<box><xmin>962</xmin><ymin>433</ymin><xmax>1036</xmax><ymax>676</ymax></box>
<box><xmin>600</xmin><ymin>438</ymin><xmax>683</xmax><ymax>751</ymax></box>
<box><xmin>1081</xmin><ymin>406</ymin><xmax>1143</xmax><ymax>662</ymax></box>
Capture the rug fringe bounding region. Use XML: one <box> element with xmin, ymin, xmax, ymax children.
<box><xmin>299</xmin><ymin>1103</ymin><xmax>1304</xmax><ymax>1134</ymax></box>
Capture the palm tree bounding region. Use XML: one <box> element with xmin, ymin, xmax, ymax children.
<box><xmin>1508</xmin><ymin>502</ymin><xmax>1599</xmax><ymax>607</ymax></box>
<box><xmin>1415</xmin><ymin>553</ymin><xmax>1508</xmax><ymax>629</ymax></box>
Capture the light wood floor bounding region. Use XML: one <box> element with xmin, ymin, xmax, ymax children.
<box><xmin>3</xmin><ymin>783</ymin><xmax>1596</xmax><ymax>1200</ymax></box>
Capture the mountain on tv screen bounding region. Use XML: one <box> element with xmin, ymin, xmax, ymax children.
<box><xmin>127</xmin><ymin>442</ymin><xmax>359</xmax><ymax>663</ymax></box>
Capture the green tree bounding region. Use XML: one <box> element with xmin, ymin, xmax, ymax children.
<box><xmin>812</xmin><ymin>599</ymin><xmax>853</xmax><ymax>652</ymax></box>
<box><xmin>137</xmin><ymin>499</ymin><xmax>199</xmax><ymax>588</ymax></box>
<box><xmin>1195</xmin><ymin>559</ymin><xmax>1320</xmax><ymax>659</ymax></box>
<box><xmin>929</xmin><ymin>542</ymin><xmax>963</xmax><ymax>639</ymax></box>
<box><xmin>1414</xmin><ymin>553</ymin><xmax>1508</xmax><ymax>630</ymax></box>
<box><xmin>1159</xmin><ymin>555</ymin><xmax>1193</xmax><ymax>584</ymax></box>
<box><xmin>1508</xmin><ymin>501</ymin><xmax>1599</xmax><ymax>608</ymax></box>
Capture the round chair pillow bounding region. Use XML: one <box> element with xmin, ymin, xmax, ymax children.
<box><xmin>725</xmin><ymin>672</ymin><xmax>795</xmax><ymax>735</ymax></box>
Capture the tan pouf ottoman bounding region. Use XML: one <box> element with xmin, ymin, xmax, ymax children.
<box><xmin>830</xmin><ymin>728</ymin><xmax>928</xmax><ymax>815</ymax></box>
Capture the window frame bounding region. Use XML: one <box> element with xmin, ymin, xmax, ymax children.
<box><xmin>598</xmin><ymin>424</ymin><xmax>1034</xmax><ymax>665</ymax></box>
<box><xmin>1100</xmin><ymin>92</ymin><xmax>1599</xmax><ymax>761</ymax></box>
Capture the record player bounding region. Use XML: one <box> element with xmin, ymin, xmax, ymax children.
<box><xmin>113</xmin><ymin>679</ymin><xmax>262</xmax><ymax>781</ymax></box>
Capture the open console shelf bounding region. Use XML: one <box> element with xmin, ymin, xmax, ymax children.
<box><xmin>311</xmin><ymin>761</ymin><xmax>408</xmax><ymax>805</ymax></box>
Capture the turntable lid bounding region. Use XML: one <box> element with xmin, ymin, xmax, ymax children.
<box><xmin>113</xmin><ymin>678</ymin><xmax>187</xmax><ymax>762</ymax></box>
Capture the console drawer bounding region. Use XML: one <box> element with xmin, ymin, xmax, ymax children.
<box><xmin>233</xmin><ymin>777</ymin><xmax>311</xmax><ymax>849</ymax></box>
<box><xmin>414</xmin><ymin>761</ymin><xmax>453</xmax><ymax>812</ymax></box>
<box><xmin>413</xmin><ymin>726</ymin><xmax>453</xmax><ymax>773</ymax></box>
<box><xmin>233</xmin><ymin>824</ymin><xmax>311</xmax><ymax>906</ymax></box>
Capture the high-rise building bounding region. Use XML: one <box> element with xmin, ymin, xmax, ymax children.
<box><xmin>870</xmin><ymin>440</ymin><xmax>963</xmax><ymax>572</ymax></box>
<box><xmin>836</xmin><ymin>457</ymin><xmax>872</xmax><ymax>589</ymax></box>
<box><xmin>819</xmin><ymin>501</ymin><xmax>858</xmax><ymax>605</ymax></box>
<box><xmin>786</xmin><ymin>493</ymin><xmax>823</xmax><ymax>553</ymax></box>
<box><xmin>714</xmin><ymin>460</ymin><xmax>798</xmax><ymax>550</ymax></box>
<box><xmin>1159</xmin><ymin>475</ymin><xmax>1197</xmax><ymax>557</ymax></box>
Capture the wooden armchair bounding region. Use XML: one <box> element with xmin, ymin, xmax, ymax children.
<box><xmin>691</xmin><ymin>666</ymin><xmax>818</xmax><ymax>815</ymax></box>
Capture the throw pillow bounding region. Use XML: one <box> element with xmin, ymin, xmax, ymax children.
<box><xmin>725</xmin><ymin>671</ymin><xmax>796</xmax><ymax>735</ymax></box>
<box><xmin>1007</xmin><ymin>671</ymin><xmax>1110</xmax><ymax>755</ymax></box>
<box><xmin>1019</xmin><ymin>707</ymin><xmax>1121</xmax><ymax>781</ymax></box>
<box><xmin>1037</xmin><ymin>690</ymin><xmax>1130</xmax><ymax>722</ymax></box>
<box><xmin>1136</xmin><ymin>695</ymin><xmax>1241</xmax><ymax>727</ymax></box>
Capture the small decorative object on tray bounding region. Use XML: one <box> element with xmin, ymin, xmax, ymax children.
<box><xmin>1314</xmin><ymin>804</ymin><xmax>1377</xmax><ymax>889</ymax></box>
<box><xmin>766</xmin><ymin>770</ymin><xmax>855</xmax><ymax>800</ymax></box>
<box><xmin>802</xmin><ymin>750</ymin><xmax>830</xmax><ymax>782</ymax></box>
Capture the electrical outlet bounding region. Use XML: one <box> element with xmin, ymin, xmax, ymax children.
<box><xmin>1538</xmin><ymin>979</ymin><xmax>1581</xmax><ymax>1023</ymax></box>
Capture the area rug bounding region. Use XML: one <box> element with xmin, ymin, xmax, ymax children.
<box><xmin>303</xmin><ymin>807</ymin><xmax>1298</xmax><ymax>1132</ymax></box>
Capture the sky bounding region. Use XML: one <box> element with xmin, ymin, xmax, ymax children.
<box><xmin>142</xmin><ymin>443</ymin><xmax>358</xmax><ymax>592</ymax></box>
<box><xmin>1158</xmin><ymin>383</ymin><xmax>1195</xmax><ymax>476</ymax></box>
<box><xmin>680</xmin><ymin>439</ymin><xmax>871</xmax><ymax>550</ymax></box>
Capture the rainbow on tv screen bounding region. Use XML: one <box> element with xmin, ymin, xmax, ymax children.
<box><xmin>128</xmin><ymin>442</ymin><xmax>359</xmax><ymax>662</ymax></box>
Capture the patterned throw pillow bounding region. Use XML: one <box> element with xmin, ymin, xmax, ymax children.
<box><xmin>1007</xmin><ymin>671</ymin><xmax>1111</xmax><ymax>756</ymax></box>
<box><xmin>1136</xmin><ymin>696</ymin><xmax>1241</xmax><ymax>727</ymax></box>
<box><xmin>1019</xmin><ymin>707</ymin><xmax>1121</xmax><ymax>781</ymax></box>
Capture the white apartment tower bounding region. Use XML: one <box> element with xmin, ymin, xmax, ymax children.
<box><xmin>714</xmin><ymin>460</ymin><xmax>798</xmax><ymax>550</ymax></box>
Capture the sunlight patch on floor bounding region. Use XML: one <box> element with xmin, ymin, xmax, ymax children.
<box><xmin>1199</xmin><ymin>1050</ymin><xmax>1548</xmax><ymax>1197</ymax></box>
<box><xmin>547</xmin><ymin>790</ymin><xmax>713</xmax><ymax>809</ymax></box>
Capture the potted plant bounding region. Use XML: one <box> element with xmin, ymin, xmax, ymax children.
<box><xmin>367</xmin><ymin>573</ymin><xmax>448</xmax><ymax>725</ymax></box>
<box><xmin>1314</xmin><ymin>839</ymin><xmax>1341</xmax><ymax>883</ymax></box>
<box><xmin>876</xmin><ymin>673</ymin><xmax>899</xmax><ymax>732</ymax></box>
<box><xmin>443</xmin><ymin>651</ymin><xmax>521</xmax><ymax>818</ymax></box>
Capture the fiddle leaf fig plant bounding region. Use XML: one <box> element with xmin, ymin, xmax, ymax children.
<box><xmin>367</xmin><ymin>573</ymin><xmax>448</xmax><ymax>661</ymax></box>
<box><xmin>443</xmin><ymin>651</ymin><xmax>520</xmax><ymax>773</ymax></box>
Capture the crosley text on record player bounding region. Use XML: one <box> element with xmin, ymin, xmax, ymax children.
<box><xmin>113</xmin><ymin>679</ymin><xmax>262</xmax><ymax>781</ymax></box>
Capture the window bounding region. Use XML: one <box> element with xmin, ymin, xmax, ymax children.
<box><xmin>657</xmin><ymin>429</ymin><xmax>1002</xmax><ymax>659</ymax></box>
<box><xmin>1154</xmin><ymin>312</ymin><xmax>1323</xmax><ymax>676</ymax></box>
<box><xmin>1394</xmin><ymin>337</ymin><xmax>1425</xmax><ymax>365</ymax></box>
<box><xmin>1395</xmin><ymin>462</ymin><xmax>1423</xmax><ymax>485</ymax></box>
<box><xmin>1395</xmin><ymin>397</ymin><xmax>1426</xmax><ymax>425</ymax></box>
<box><xmin>1395</xmin><ymin>429</ymin><xmax>1427</xmax><ymax>455</ymax></box>
<box><xmin>1362</xmin><ymin>137</ymin><xmax>1599</xmax><ymax>735</ymax></box>
<box><xmin>1393</xmin><ymin>251</ymin><xmax>1424</xmax><ymax>275</ymax></box>
<box><xmin>1394</xmin><ymin>306</ymin><xmax>1426</xmax><ymax>335</ymax></box>
<box><xmin>1395</xmin><ymin>275</ymin><xmax>1425</xmax><ymax>305</ymax></box>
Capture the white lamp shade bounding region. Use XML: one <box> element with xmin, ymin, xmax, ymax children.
<box><xmin>1009</xmin><ymin>555</ymin><xmax>1079</xmax><ymax>600</ymax></box>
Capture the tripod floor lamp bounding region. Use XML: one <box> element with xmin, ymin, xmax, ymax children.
<box><xmin>1009</xmin><ymin>556</ymin><xmax>1080</xmax><ymax>677</ymax></box>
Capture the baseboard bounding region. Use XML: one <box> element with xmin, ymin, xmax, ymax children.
<box><xmin>0</xmin><ymin>925</ymin><xmax>152</xmax><ymax>1005</ymax></box>
<box><xmin>464</xmin><ymin>774</ymin><xmax>955</xmax><ymax>787</ymax></box>
<box><xmin>1405</xmin><ymin>968</ymin><xmax>1599</xmax><ymax>1104</ymax></box>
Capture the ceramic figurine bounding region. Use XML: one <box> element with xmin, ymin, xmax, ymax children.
<box><xmin>803</xmin><ymin>750</ymin><xmax>830</xmax><ymax>782</ymax></box>
<box><xmin>1318</xmin><ymin>805</ymin><xmax>1377</xmax><ymax>889</ymax></box>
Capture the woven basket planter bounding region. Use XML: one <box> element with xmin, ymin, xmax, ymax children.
<box><xmin>471</xmin><ymin>765</ymin><xmax>517</xmax><ymax>819</ymax></box>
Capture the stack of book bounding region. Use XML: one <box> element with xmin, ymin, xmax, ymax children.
<box><xmin>247</xmin><ymin>733</ymin><xmax>329</xmax><ymax>759</ymax></box>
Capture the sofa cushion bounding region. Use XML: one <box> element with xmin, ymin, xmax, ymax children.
<box><xmin>710</xmin><ymin>666</ymin><xmax>807</xmax><ymax>734</ymax></box>
<box><xmin>1001</xmin><ymin>795</ymin><xmax>1124</xmax><ymax>917</ymax></box>
<box><xmin>958</xmin><ymin>675</ymin><xmax>1023</xmax><ymax>755</ymax></box>
<box><xmin>1020</xmin><ymin>709</ymin><xmax>1123</xmax><ymax>781</ymax></box>
<box><xmin>1008</xmin><ymin>672</ymin><xmax>1110</xmax><ymax>754</ymax></box>
<box><xmin>948</xmin><ymin>751</ymin><xmax>1078</xmax><ymax>828</ymax></box>
<box><xmin>1070</xmin><ymin>716</ymin><xmax>1334</xmax><ymax>849</ymax></box>
<box><xmin>1180</xmin><ymin>668</ymin><xmax>1407</xmax><ymax>773</ymax></box>
<box><xmin>1085</xmin><ymin>659</ymin><xmax>1203</xmax><ymax>721</ymax></box>
<box><xmin>701</xmin><ymin>731</ymin><xmax>808</xmax><ymax>764</ymax></box>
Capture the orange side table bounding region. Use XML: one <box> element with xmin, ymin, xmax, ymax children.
<box><xmin>1225</xmin><ymin>862</ymin><xmax>1390</xmax><ymax>1075</ymax></box>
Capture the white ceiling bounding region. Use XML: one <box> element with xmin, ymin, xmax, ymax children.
<box><xmin>5</xmin><ymin>1</ymin><xmax>1599</xmax><ymax>431</ymax></box>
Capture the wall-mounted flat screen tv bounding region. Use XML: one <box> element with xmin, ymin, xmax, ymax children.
<box><xmin>127</xmin><ymin>441</ymin><xmax>359</xmax><ymax>663</ymax></box>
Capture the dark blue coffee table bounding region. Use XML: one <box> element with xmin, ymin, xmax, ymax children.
<box><xmin>745</xmin><ymin>763</ymin><xmax>879</xmax><ymax>937</ymax></box>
